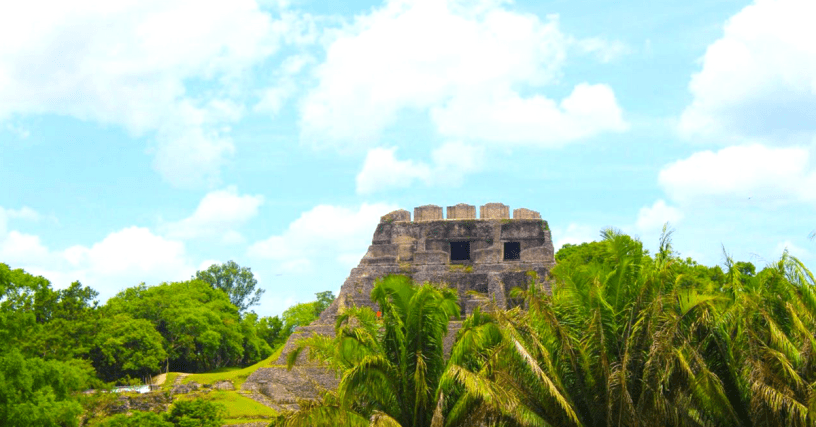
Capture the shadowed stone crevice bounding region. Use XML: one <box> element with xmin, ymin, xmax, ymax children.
<box><xmin>243</xmin><ymin>203</ymin><xmax>555</xmax><ymax>410</ymax></box>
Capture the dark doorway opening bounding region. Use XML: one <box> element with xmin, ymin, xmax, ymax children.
<box><xmin>504</xmin><ymin>242</ymin><xmax>521</xmax><ymax>260</ymax></box>
<box><xmin>450</xmin><ymin>241</ymin><xmax>471</xmax><ymax>261</ymax></box>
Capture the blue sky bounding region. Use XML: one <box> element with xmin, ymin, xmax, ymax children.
<box><xmin>2</xmin><ymin>0</ymin><xmax>815</xmax><ymax>316</ymax></box>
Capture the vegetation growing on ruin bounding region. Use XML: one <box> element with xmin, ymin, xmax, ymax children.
<box><xmin>448</xmin><ymin>264</ymin><xmax>473</xmax><ymax>273</ymax></box>
<box><xmin>0</xmin><ymin>261</ymin><xmax>333</xmax><ymax>426</ymax></box>
<box><xmin>5</xmin><ymin>228</ymin><xmax>816</xmax><ymax>426</ymax></box>
<box><xmin>275</xmin><ymin>227</ymin><xmax>816</xmax><ymax>427</ymax></box>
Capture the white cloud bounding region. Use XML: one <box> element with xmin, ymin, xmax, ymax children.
<box><xmin>161</xmin><ymin>187</ymin><xmax>264</xmax><ymax>242</ymax></box>
<box><xmin>431</xmin><ymin>83</ymin><xmax>627</xmax><ymax>146</ymax></box>
<box><xmin>574</xmin><ymin>37</ymin><xmax>630</xmax><ymax>63</ymax></box>
<box><xmin>658</xmin><ymin>144</ymin><xmax>816</xmax><ymax>204</ymax></box>
<box><xmin>255</xmin><ymin>54</ymin><xmax>315</xmax><ymax>115</ymax></box>
<box><xmin>429</xmin><ymin>141</ymin><xmax>484</xmax><ymax>184</ymax></box>
<box><xmin>679</xmin><ymin>0</ymin><xmax>816</xmax><ymax>143</ymax></box>
<box><xmin>356</xmin><ymin>142</ymin><xmax>485</xmax><ymax>194</ymax></box>
<box><xmin>0</xmin><ymin>231</ymin><xmax>52</xmax><ymax>267</ymax></box>
<box><xmin>635</xmin><ymin>200</ymin><xmax>683</xmax><ymax>233</ymax></box>
<box><xmin>0</xmin><ymin>207</ymin><xmax>50</xmax><ymax>264</ymax></box>
<box><xmin>0</xmin><ymin>206</ymin><xmax>41</xmax><ymax>233</ymax></box>
<box><xmin>0</xmin><ymin>208</ymin><xmax>195</xmax><ymax>299</ymax></box>
<box><xmin>248</xmin><ymin>202</ymin><xmax>398</xmax><ymax>272</ymax></box>
<box><xmin>197</xmin><ymin>259</ymin><xmax>221</xmax><ymax>272</ymax></box>
<box><xmin>552</xmin><ymin>223</ymin><xmax>597</xmax><ymax>252</ymax></box>
<box><xmin>356</xmin><ymin>148</ymin><xmax>433</xmax><ymax>194</ymax></box>
<box><xmin>0</xmin><ymin>0</ymin><xmax>290</xmax><ymax>186</ymax></box>
<box><xmin>63</xmin><ymin>227</ymin><xmax>190</xmax><ymax>279</ymax></box>
<box><xmin>300</xmin><ymin>0</ymin><xmax>626</xmax><ymax>150</ymax></box>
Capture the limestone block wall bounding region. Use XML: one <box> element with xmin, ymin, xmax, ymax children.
<box><xmin>317</xmin><ymin>202</ymin><xmax>555</xmax><ymax>322</ymax></box>
<box><xmin>513</xmin><ymin>208</ymin><xmax>541</xmax><ymax>219</ymax></box>
<box><xmin>480</xmin><ymin>203</ymin><xmax>510</xmax><ymax>219</ymax></box>
<box><xmin>255</xmin><ymin>202</ymin><xmax>557</xmax><ymax>412</ymax></box>
<box><xmin>447</xmin><ymin>203</ymin><xmax>476</xmax><ymax>219</ymax></box>
<box><xmin>414</xmin><ymin>205</ymin><xmax>443</xmax><ymax>221</ymax></box>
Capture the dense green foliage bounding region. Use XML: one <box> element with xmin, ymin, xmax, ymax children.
<box><xmin>6</xmin><ymin>228</ymin><xmax>816</xmax><ymax>427</ymax></box>
<box><xmin>165</xmin><ymin>399</ymin><xmax>227</xmax><ymax>427</ymax></box>
<box><xmin>279</xmin><ymin>291</ymin><xmax>337</xmax><ymax>336</ymax></box>
<box><xmin>97</xmin><ymin>398</ymin><xmax>225</xmax><ymax>427</ymax></box>
<box><xmin>0</xmin><ymin>264</ymin><xmax>96</xmax><ymax>427</ymax></box>
<box><xmin>278</xmin><ymin>228</ymin><xmax>816</xmax><ymax>427</ymax></box>
<box><xmin>105</xmin><ymin>279</ymin><xmax>267</xmax><ymax>372</ymax></box>
<box><xmin>98</xmin><ymin>410</ymin><xmax>172</xmax><ymax>427</ymax></box>
<box><xmin>274</xmin><ymin>275</ymin><xmax>460</xmax><ymax>427</ymax></box>
<box><xmin>0</xmin><ymin>349</ymin><xmax>92</xmax><ymax>427</ymax></box>
<box><xmin>195</xmin><ymin>260</ymin><xmax>265</xmax><ymax>312</ymax></box>
<box><xmin>0</xmin><ymin>260</ymin><xmax>333</xmax><ymax>426</ymax></box>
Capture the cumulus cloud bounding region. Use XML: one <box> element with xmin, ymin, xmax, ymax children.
<box><xmin>658</xmin><ymin>144</ymin><xmax>816</xmax><ymax>204</ymax></box>
<box><xmin>0</xmin><ymin>206</ymin><xmax>195</xmax><ymax>299</ymax></box>
<box><xmin>247</xmin><ymin>202</ymin><xmax>398</xmax><ymax>272</ymax></box>
<box><xmin>679</xmin><ymin>0</ymin><xmax>816</xmax><ymax>143</ymax></box>
<box><xmin>574</xmin><ymin>37</ymin><xmax>630</xmax><ymax>63</ymax></box>
<box><xmin>0</xmin><ymin>231</ymin><xmax>52</xmax><ymax>267</ymax></box>
<box><xmin>356</xmin><ymin>148</ymin><xmax>433</xmax><ymax>194</ymax></box>
<box><xmin>0</xmin><ymin>0</ymin><xmax>290</xmax><ymax>186</ymax></box>
<box><xmin>551</xmin><ymin>223</ymin><xmax>597</xmax><ymax>251</ymax></box>
<box><xmin>255</xmin><ymin>54</ymin><xmax>315</xmax><ymax>115</ymax></box>
<box><xmin>0</xmin><ymin>206</ymin><xmax>41</xmax><ymax>231</ymax></box>
<box><xmin>634</xmin><ymin>200</ymin><xmax>683</xmax><ymax>233</ymax></box>
<box><xmin>300</xmin><ymin>0</ymin><xmax>627</xmax><ymax>150</ymax></box>
<box><xmin>62</xmin><ymin>227</ymin><xmax>192</xmax><ymax>283</ymax></box>
<box><xmin>0</xmin><ymin>207</ymin><xmax>50</xmax><ymax>265</ymax></box>
<box><xmin>355</xmin><ymin>142</ymin><xmax>484</xmax><ymax>194</ymax></box>
<box><xmin>161</xmin><ymin>187</ymin><xmax>264</xmax><ymax>243</ymax></box>
<box><xmin>432</xmin><ymin>83</ymin><xmax>627</xmax><ymax>146</ymax></box>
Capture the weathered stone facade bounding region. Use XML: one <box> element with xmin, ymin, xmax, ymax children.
<box><xmin>320</xmin><ymin>202</ymin><xmax>554</xmax><ymax>321</ymax></box>
<box><xmin>243</xmin><ymin>203</ymin><xmax>555</xmax><ymax>410</ymax></box>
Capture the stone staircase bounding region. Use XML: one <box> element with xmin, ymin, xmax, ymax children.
<box><xmin>241</xmin><ymin>324</ymin><xmax>339</xmax><ymax>412</ymax></box>
<box><xmin>241</xmin><ymin>320</ymin><xmax>465</xmax><ymax>412</ymax></box>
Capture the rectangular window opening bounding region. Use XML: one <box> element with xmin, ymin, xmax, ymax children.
<box><xmin>504</xmin><ymin>242</ymin><xmax>521</xmax><ymax>261</ymax></box>
<box><xmin>450</xmin><ymin>241</ymin><xmax>471</xmax><ymax>262</ymax></box>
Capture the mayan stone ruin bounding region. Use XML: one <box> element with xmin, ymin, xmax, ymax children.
<box><xmin>243</xmin><ymin>202</ymin><xmax>556</xmax><ymax>411</ymax></box>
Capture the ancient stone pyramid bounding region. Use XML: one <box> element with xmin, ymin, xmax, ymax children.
<box><xmin>242</xmin><ymin>203</ymin><xmax>556</xmax><ymax>411</ymax></box>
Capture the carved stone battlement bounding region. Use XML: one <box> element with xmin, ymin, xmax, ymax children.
<box><xmin>381</xmin><ymin>203</ymin><xmax>541</xmax><ymax>223</ymax></box>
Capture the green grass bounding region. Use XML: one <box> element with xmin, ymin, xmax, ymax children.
<box><xmin>160</xmin><ymin>372</ymin><xmax>179</xmax><ymax>391</ymax></box>
<box><xmin>181</xmin><ymin>390</ymin><xmax>278</xmax><ymax>421</ymax></box>
<box><xmin>182</xmin><ymin>344</ymin><xmax>286</xmax><ymax>389</ymax></box>
<box><xmin>91</xmin><ymin>347</ymin><xmax>287</xmax><ymax>426</ymax></box>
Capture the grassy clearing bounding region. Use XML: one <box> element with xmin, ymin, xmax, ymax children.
<box><xmin>182</xmin><ymin>344</ymin><xmax>285</xmax><ymax>389</ymax></box>
<box><xmin>177</xmin><ymin>390</ymin><xmax>278</xmax><ymax>422</ymax></box>
<box><xmin>91</xmin><ymin>347</ymin><xmax>286</xmax><ymax>425</ymax></box>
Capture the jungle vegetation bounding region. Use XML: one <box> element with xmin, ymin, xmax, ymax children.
<box><xmin>0</xmin><ymin>260</ymin><xmax>333</xmax><ymax>426</ymax></box>
<box><xmin>274</xmin><ymin>228</ymin><xmax>816</xmax><ymax>427</ymax></box>
<box><xmin>5</xmin><ymin>228</ymin><xmax>816</xmax><ymax>426</ymax></box>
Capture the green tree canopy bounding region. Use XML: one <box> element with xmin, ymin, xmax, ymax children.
<box><xmin>0</xmin><ymin>349</ymin><xmax>93</xmax><ymax>427</ymax></box>
<box><xmin>195</xmin><ymin>261</ymin><xmax>264</xmax><ymax>312</ymax></box>
<box><xmin>89</xmin><ymin>314</ymin><xmax>167</xmax><ymax>382</ymax></box>
<box><xmin>105</xmin><ymin>280</ymin><xmax>246</xmax><ymax>372</ymax></box>
<box><xmin>314</xmin><ymin>290</ymin><xmax>335</xmax><ymax>315</ymax></box>
<box><xmin>165</xmin><ymin>399</ymin><xmax>226</xmax><ymax>427</ymax></box>
<box><xmin>281</xmin><ymin>301</ymin><xmax>318</xmax><ymax>335</ymax></box>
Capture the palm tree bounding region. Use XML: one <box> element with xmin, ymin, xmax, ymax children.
<box><xmin>274</xmin><ymin>274</ymin><xmax>460</xmax><ymax>427</ymax></box>
<box><xmin>704</xmin><ymin>250</ymin><xmax>816</xmax><ymax>426</ymax></box>
<box><xmin>444</xmin><ymin>227</ymin><xmax>731</xmax><ymax>427</ymax></box>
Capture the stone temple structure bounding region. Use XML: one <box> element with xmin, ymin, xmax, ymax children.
<box><xmin>242</xmin><ymin>203</ymin><xmax>555</xmax><ymax>411</ymax></box>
